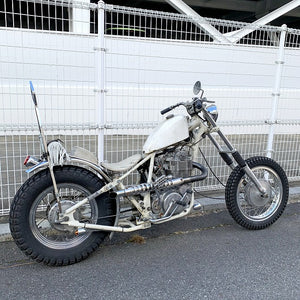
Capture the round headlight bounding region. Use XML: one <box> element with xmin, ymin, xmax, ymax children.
<box><xmin>206</xmin><ymin>104</ymin><xmax>218</xmax><ymax>122</ymax></box>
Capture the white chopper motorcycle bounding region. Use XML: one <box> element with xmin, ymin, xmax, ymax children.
<box><xmin>9</xmin><ymin>81</ymin><xmax>289</xmax><ymax>266</ymax></box>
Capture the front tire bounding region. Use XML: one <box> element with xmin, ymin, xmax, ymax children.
<box><xmin>225</xmin><ymin>156</ymin><xmax>289</xmax><ymax>230</ymax></box>
<box><xmin>9</xmin><ymin>166</ymin><xmax>115</xmax><ymax>266</ymax></box>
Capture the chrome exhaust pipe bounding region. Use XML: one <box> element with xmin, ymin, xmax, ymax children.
<box><xmin>112</xmin><ymin>162</ymin><xmax>208</xmax><ymax>198</ymax></box>
<box><xmin>114</xmin><ymin>178</ymin><xmax>184</xmax><ymax>197</ymax></box>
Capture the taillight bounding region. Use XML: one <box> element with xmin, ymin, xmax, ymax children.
<box><xmin>24</xmin><ymin>156</ymin><xmax>30</xmax><ymax>166</ymax></box>
<box><xmin>24</xmin><ymin>156</ymin><xmax>39</xmax><ymax>167</ymax></box>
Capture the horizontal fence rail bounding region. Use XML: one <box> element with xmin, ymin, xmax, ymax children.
<box><xmin>0</xmin><ymin>0</ymin><xmax>300</xmax><ymax>215</ymax></box>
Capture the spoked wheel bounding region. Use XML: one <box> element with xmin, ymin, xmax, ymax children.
<box><xmin>225</xmin><ymin>156</ymin><xmax>289</xmax><ymax>230</ymax></box>
<box><xmin>30</xmin><ymin>183</ymin><xmax>98</xmax><ymax>249</ymax></box>
<box><xmin>9</xmin><ymin>166</ymin><xmax>115</xmax><ymax>266</ymax></box>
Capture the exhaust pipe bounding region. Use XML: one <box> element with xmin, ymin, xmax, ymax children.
<box><xmin>113</xmin><ymin>162</ymin><xmax>207</xmax><ymax>198</ymax></box>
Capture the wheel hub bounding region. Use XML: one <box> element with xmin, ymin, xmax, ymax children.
<box><xmin>48</xmin><ymin>200</ymin><xmax>78</xmax><ymax>232</ymax></box>
<box><xmin>244</xmin><ymin>180</ymin><xmax>272</xmax><ymax>207</ymax></box>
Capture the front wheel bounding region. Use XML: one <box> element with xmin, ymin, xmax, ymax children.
<box><xmin>9</xmin><ymin>166</ymin><xmax>115</xmax><ymax>266</ymax></box>
<box><xmin>225</xmin><ymin>156</ymin><xmax>289</xmax><ymax>230</ymax></box>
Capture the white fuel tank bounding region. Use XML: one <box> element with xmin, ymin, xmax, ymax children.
<box><xmin>143</xmin><ymin>115</ymin><xmax>189</xmax><ymax>154</ymax></box>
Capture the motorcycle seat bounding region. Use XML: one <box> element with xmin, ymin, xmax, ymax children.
<box><xmin>101</xmin><ymin>154</ymin><xmax>143</xmax><ymax>173</ymax></box>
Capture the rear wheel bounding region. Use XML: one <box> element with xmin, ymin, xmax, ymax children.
<box><xmin>225</xmin><ymin>156</ymin><xmax>289</xmax><ymax>230</ymax></box>
<box><xmin>9</xmin><ymin>166</ymin><xmax>115</xmax><ymax>266</ymax></box>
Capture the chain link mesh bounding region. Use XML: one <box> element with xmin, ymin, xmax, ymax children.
<box><xmin>1</xmin><ymin>1</ymin><xmax>300</xmax><ymax>215</ymax></box>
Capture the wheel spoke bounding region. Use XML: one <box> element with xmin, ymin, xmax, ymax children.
<box><xmin>30</xmin><ymin>183</ymin><xmax>98</xmax><ymax>250</ymax></box>
<box><xmin>36</xmin><ymin>217</ymin><xmax>48</xmax><ymax>227</ymax></box>
<box><xmin>237</xmin><ymin>165</ymin><xmax>283</xmax><ymax>221</ymax></box>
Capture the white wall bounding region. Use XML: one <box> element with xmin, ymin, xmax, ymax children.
<box><xmin>0</xmin><ymin>29</ymin><xmax>97</xmax><ymax>132</ymax></box>
<box><xmin>1</xmin><ymin>29</ymin><xmax>300</xmax><ymax>135</ymax></box>
<box><xmin>104</xmin><ymin>36</ymin><xmax>300</xmax><ymax>133</ymax></box>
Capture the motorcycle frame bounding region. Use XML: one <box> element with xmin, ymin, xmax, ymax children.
<box><xmin>60</xmin><ymin>115</ymin><xmax>207</xmax><ymax>228</ymax></box>
<box><xmin>60</xmin><ymin>151</ymin><xmax>197</xmax><ymax>232</ymax></box>
<box><xmin>59</xmin><ymin>112</ymin><xmax>266</xmax><ymax>233</ymax></box>
<box><xmin>32</xmin><ymin>116</ymin><xmax>206</xmax><ymax>232</ymax></box>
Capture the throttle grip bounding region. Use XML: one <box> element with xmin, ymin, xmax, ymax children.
<box><xmin>160</xmin><ymin>106</ymin><xmax>173</xmax><ymax>115</ymax></box>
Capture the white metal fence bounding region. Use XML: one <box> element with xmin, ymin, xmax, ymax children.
<box><xmin>1</xmin><ymin>0</ymin><xmax>300</xmax><ymax>215</ymax></box>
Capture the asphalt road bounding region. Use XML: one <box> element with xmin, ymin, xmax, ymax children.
<box><xmin>0</xmin><ymin>203</ymin><xmax>299</xmax><ymax>300</ymax></box>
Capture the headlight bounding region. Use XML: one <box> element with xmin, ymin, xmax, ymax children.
<box><xmin>206</xmin><ymin>104</ymin><xmax>218</xmax><ymax>122</ymax></box>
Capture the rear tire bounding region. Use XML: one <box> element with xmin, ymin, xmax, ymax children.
<box><xmin>9</xmin><ymin>166</ymin><xmax>115</xmax><ymax>266</ymax></box>
<box><xmin>225</xmin><ymin>156</ymin><xmax>289</xmax><ymax>230</ymax></box>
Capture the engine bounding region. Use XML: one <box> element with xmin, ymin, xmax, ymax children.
<box><xmin>151</xmin><ymin>147</ymin><xmax>193</xmax><ymax>216</ymax></box>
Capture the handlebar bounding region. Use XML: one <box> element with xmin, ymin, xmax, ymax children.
<box><xmin>160</xmin><ymin>98</ymin><xmax>215</xmax><ymax>116</ymax></box>
<box><xmin>160</xmin><ymin>106</ymin><xmax>176</xmax><ymax>115</ymax></box>
<box><xmin>160</xmin><ymin>102</ymin><xmax>185</xmax><ymax>115</ymax></box>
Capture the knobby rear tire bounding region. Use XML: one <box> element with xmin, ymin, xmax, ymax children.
<box><xmin>225</xmin><ymin>156</ymin><xmax>289</xmax><ymax>230</ymax></box>
<box><xmin>9</xmin><ymin>166</ymin><xmax>115</xmax><ymax>266</ymax></box>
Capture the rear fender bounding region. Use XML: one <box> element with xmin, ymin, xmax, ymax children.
<box><xmin>25</xmin><ymin>161</ymin><xmax>48</xmax><ymax>174</ymax></box>
<box><xmin>26</xmin><ymin>157</ymin><xmax>111</xmax><ymax>183</ymax></box>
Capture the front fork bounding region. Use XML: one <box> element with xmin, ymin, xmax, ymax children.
<box><xmin>204</xmin><ymin>114</ymin><xmax>267</xmax><ymax>196</ymax></box>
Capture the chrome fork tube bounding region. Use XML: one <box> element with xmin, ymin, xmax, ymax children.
<box><xmin>243</xmin><ymin>165</ymin><xmax>267</xmax><ymax>196</ymax></box>
<box><xmin>205</xmin><ymin>114</ymin><xmax>267</xmax><ymax>196</ymax></box>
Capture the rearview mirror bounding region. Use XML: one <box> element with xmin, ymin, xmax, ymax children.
<box><xmin>193</xmin><ymin>81</ymin><xmax>202</xmax><ymax>95</ymax></box>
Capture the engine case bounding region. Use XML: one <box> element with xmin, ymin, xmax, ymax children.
<box><xmin>155</xmin><ymin>147</ymin><xmax>193</xmax><ymax>178</ymax></box>
<box><xmin>164</xmin><ymin>149</ymin><xmax>193</xmax><ymax>178</ymax></box>
<box><xmin>151</xmin><ymin>147</ymin><xmax>193</xmax><ymax>216</ymax></box>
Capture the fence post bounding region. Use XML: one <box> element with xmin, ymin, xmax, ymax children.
<box><xmin>96</xmin><ymin>1</ymin><xmax>106</xmax><ymax>162</ymax></box>
<box><xmin>266</xmin><ymin>24</ymin><xmax>287</xmax><ymax>158</ymax></box>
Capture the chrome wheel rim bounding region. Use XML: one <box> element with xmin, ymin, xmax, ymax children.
<box><xmin>237</xmin><ymin>166</ymin><xmax>283</xmax><ymax>222</ymax></box>
<box><xmin>29</xmin><ymin>183</ymin><xmax>97</xmax><ymax>249</ymax></box>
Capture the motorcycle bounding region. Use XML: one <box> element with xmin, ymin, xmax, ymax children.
<box><xmin>9</xmin><ymin>81</ymin><xmax>289</xmax><ymax>266</ymax></box>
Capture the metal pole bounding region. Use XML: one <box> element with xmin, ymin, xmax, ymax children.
<box><xmin>227</xmin><ymin>0</ymin><xmax>300</xmax><ymax>43</ymax></box>
<box><xmin>266</xmin><ymin>24</ymin><xmax>287</xmax><ymax>158</ymax></box>
<box><xmin>96</xmin><ymin>1</ymin><xmax>106</xmax><ymax>162</ymax></box>
<box><xmin>165</xmin><ymin>0</ymin><xmax>230</xmax><ymax>43</ymax></box>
